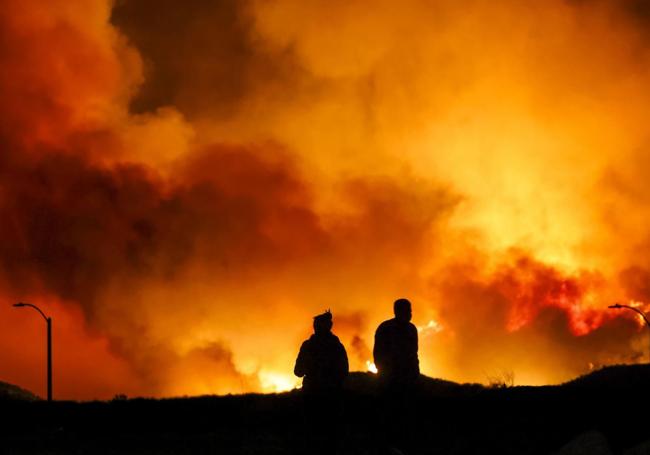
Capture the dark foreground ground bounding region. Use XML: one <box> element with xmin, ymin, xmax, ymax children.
<box><xmin>2</xmin><ymin>365</ymin><xmax>650</xmax><ymax>455</ymax></box>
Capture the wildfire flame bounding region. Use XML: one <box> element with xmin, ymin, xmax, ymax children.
<box><xmin>259</xmin><ymin>371</ymin><xmax>299</xmax><ymax>393</ymax></box>
<box><xmin>1</xmin><ymin>0</ymin><xmax>650</xmax><ymax>399</ymax></box>
<box><xmin>417</xmin><ymin>320</ymin><xmax>443</xmax><ymax>336</ymax></box>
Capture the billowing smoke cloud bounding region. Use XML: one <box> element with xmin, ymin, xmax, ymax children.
<box><xmin>1</xmin><ymin>0</ymin><xmax>650</xmax><ymax>399</ymax></box>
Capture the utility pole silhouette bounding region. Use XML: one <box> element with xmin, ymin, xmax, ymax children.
<box><xmin>609</xmin><ymin>303</ymin><xmax>650</xmax><ymax>362</ymax></box>
<box><xmin>13</xmin><ymin>302</ymin><xmax>52</xmax><ymax>401</ymax></box>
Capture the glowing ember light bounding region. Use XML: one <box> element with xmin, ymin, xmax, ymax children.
<box><xmin>366</xmin><ymin>361</ymin><xmax>378</xmax><ymax>374</ymax></box>
<box><xmin>258</xmin><ymin>371</ymin><xmax>298</xmax><ymax>393</ymax></box>
<box><xmin>417</xmin><ymin>319</ymin><xmax>443</xmax><ymax>336</ymax></box>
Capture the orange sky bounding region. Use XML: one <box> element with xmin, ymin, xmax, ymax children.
<box><xmin>1</xmin><ymin>0</ymin><xmax>650</xmax><ymax>400</ymax></box>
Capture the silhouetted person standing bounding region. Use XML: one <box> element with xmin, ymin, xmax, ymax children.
<box><xmin>294</xmin><ymin>310</ymin><xmax>349</xmax><ymax>453</ymax></box>
<box><xmin>374</xmin><ymin>298</ymin><xmax>419</xmax><ymax>386</ymax></box>
<box><xmin>373</xmin><ymin>298</ymin><xmax>420</xmax><ymax>453</ymax></box>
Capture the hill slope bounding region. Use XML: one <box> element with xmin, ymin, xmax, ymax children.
<box><xmin>564</xmin><ymin>363</ymin><xmax>650</xmax><ymax>389</ymax></box>
<box><xmin>0</xmin><ymin>380</ymin><xmax>40</xmax><ymax>401</ymax></box>
<box><xmin>1</xmin><ymin>365</ymin><xmax>649</xmax><ymax>454</ymax></box>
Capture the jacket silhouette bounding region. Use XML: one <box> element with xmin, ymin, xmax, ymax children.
<box><xmin>294</xmin><ymin>311</ymin><xmax>349</xmax><ymax>393</ymax></box>
<box><xmin>373</xmin><ymin>298</ymin><xmax>419</xmax><ymax>385</ymax></box>
<box><xmin>373</xmin><ymin>300</ymin><xmax>420</xmax><ymax>455</ymax></box>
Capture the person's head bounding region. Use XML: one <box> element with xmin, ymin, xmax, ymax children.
<box><xmin>393</xmin><ymin>298</ymin><xmax>412</xmax><ymax>322</ymax></box>
<box><xmin>313</xmin><ymin>310</ymin><xmax>333</xmax><ymax>334</ymax></box>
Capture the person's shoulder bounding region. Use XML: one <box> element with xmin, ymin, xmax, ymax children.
<box><xmin>377</xmin><ymin>319</ymin><xmax>393</xmax><ymax>330</ymax></box>
<box><xmin>325</xmin><ymin>332</ymin><xmax>343</xmax><ymax>343</ymax></box>
<box><xmin>375</xmin><ymin>319</ymin><xmax>393</xmax><ymax>333</ymax></box>
<box><xmin>327</xmin><ymin>333</ymin><xmax>341</xmax><ymax>342</ymax></box>
<box><xmin>407</xmin><ymin>322</ymin><xmax>418</xmax><ymax>333</ymax></box>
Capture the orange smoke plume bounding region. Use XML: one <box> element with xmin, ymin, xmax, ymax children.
<box><xmin>1</xmin><ymin>0</ymin><xmax>650</xmax><ymax>399</ymax></box>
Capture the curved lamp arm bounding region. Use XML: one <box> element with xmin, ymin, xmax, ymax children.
<box><xmin>13</xmin><ymin>302</ymin><xmax>49</xmax><ymax>322</ymax></box>
<box><xmin>609</xmin><ymin>303</ymin><xmax>650</xmax><ymax>328</ymax></box>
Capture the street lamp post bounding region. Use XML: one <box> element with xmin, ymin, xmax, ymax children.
<box><xmin>609</xmin><ymin>303</ymin><xmax>650</xmax><ymax>362</ymax></box>
<box><xmin>13</xmin><ymin>302</ymin><xmax>52</xmax><ymax>402</ymax></box>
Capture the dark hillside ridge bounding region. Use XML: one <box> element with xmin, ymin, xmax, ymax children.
<box><xmin>4</xmin><ymin>364</ymin><xmax>649</xmax><ymax>403</ymax></box>
<box><xmin>0</xmin><ymin>380</ymin><xmax>40</xmax><ymax>401</ymax></box>
<box><xmin>345</xmin><ymin>371</ymin><xmax>484</xmax><ymax>397</ymax></box>
<box><xmin>563</xmin><ymin>363</ymin><xmax>650</xmax><ymax>389</ymax></box>
<box><xmin>1</xmin><ymin>365</ymin><xmax>649</xmax><ymax>454</ymax></box>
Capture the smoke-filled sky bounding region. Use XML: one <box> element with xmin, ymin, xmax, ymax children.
<box><xmin>2</xmin><ymin>0</ymin><xmax>650</xmax><ymax>400</ymax></box>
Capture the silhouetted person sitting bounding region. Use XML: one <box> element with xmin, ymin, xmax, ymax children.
<box><xmin>374</xmin><ymin>298</ymin><xmax>419</xmax><ymax>387</ymax></box>
<box><xmin>294</xmin><ymin>310</ymin><xmax>349</xmax><ymax>453</ymax></box>
<box><xmin>373</xmin><ymin>298</ymin><xmax>420</xmax><ymax>453</ymax></box>
<box><xmin>295</xmin><ymin>310</ymin><xmax>349</xmax><ymax>393</ymax></box>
